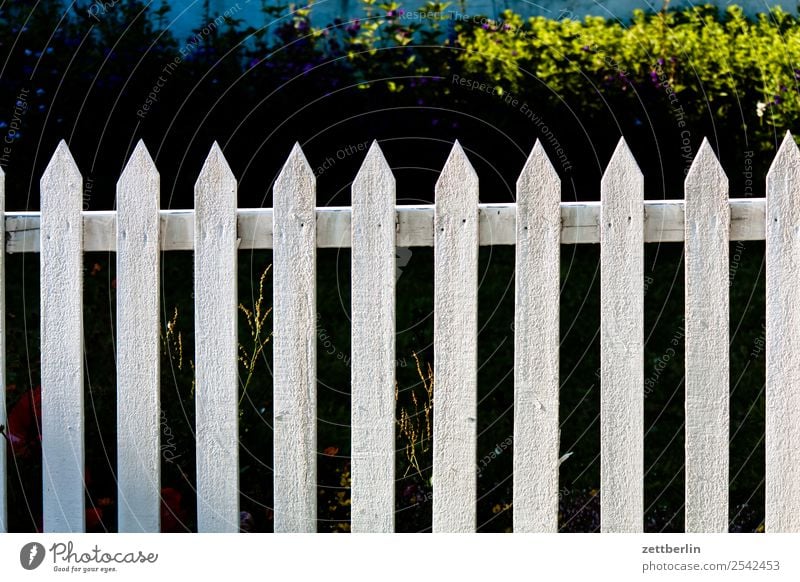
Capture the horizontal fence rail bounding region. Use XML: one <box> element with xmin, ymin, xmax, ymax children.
<box><xmin>4</xmin><ymin>198</ymin><xmax>768</xmax><ymax>253</ymax></box>
<box><xmin>2</xmin><ymin>134</ymin><xmax>799</xmax><ymax>534</ymax></box>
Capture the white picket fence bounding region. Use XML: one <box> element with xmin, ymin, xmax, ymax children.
<box><xmin>1</xmin><ymin>133</ymin><xmax>799</xmax><ymax>534</ymax></box>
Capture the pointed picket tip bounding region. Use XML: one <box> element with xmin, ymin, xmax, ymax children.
<box><xmin>604</xmin><ymin>137</ymin><xmax>641</xmax><ymax>174</ymax></box>
<box><xmin>354</xmin><ymin>140</ymin><xmax>394</xmax><ymax>190</ymax></box>
<box><xmin>129</xmin><ymin>139</ymin><xmax>156</xmax><ymax>168</ymax></box>
<box><xmin>119</xmin><ymin>140</ymin><xmax>158</xmax><ymax>186</ymax></box>
<box><xmin>41</xmin><ymin>140</ymin><xmax>81</xmax><ymax>192</ymax></box>
<box><xmin>196</xmin><ymin>141</ymin><xmax>235</xmax><ymax>187</ymax></box>
<box><xmin>436</xmin><ymin>140</ymin><xmax>478</xmax><ymax>196</ymax></box>
<box><xmin>361</xmin><ymin>140</ymin><xmax>391</xmax><ymax>172</ymax></box>
<box><xmin>198</xmin><ymin>142</ymin><xmax>233</xmax><ymax>180</ymax></box>
<box><xmin>517</xmin><ymin>140</ymin><xmax>559</xmax><ymax>191</ymax></box>
<box><xmin>767</xmin><ymin>131</ymin><xmax>800</xmax><ymax>180</ymax></box>
<box><xmin>685</xmin><ymin>138</ymin><xmax>726</xmax><ymax>193</ymax></box>
<box><xmin>356</xmin><ymin>140</ymin><xmax>392</xmax><ymax>180</ymax></box>
<box><xmin>276</xmin><ymin>142</ymin><xmax>315</xmax><ymax>189</ymax></box>
<box><xmin>601</xmin><ymin>137</ymin><xmax>642</xmax><ymax>198</ymax></box>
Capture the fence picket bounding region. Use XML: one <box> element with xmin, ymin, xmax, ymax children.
<box><xmin>0</xmin><ymin>165</ymin><xmax>4</xmax><ymax>533</ymax></box>
<box><xmin>350</xmin><ymin>142</ymin><xmax>396</xmax><ymax>533</ymax></box>
<box><xmin>117</xmin><ymin>141</ymin><xmax>161</xmax><ymax>532</ymax></box>
<box><xmin>16</xmin><ymin>134</ymin><xmax>800</xmax><ymax>535</ymax></box>
<box><xmin>433</xmin><ymin>141</ymin><xmax>479</xmax><ymax>533</ymax></box>
<box><xmin>273</xmin><ymin>144</ymin><xmax>317</xmax><ymax>532</ymax></box>
<box><xmin>766</xmin><ymin>131</ymin><xmax>800</xmax><ymax>532</ymax></box>
<box><xmin>194</xmin><ymin>143</ymin><xmax>239</xmax><ymax>532</ymax></box>
<box><xmin>40</xmin><ymin>141</ymin><xmax>85</xmax><ymax>532</ymax></box>
<box><xmin>513</xmin><ymin>141</ymin><xmax>561</xmax><ymax>532</ymax></box>
<box><xmin>600</xmin><ymin>138</ymin><xmax>644</xmax><ymax>533</ymax></box>
<box><xmin>684</xmin><ymin>139</ymin><xmax>730</xmax><ymax>532</ymax></box>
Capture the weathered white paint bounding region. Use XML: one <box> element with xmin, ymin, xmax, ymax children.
<box><xmin>432</xmin><ymin>141</ymin><xmax>479</xmax><ymax>533</ymax></box>
<box><xmin>40</xmin><ymin>141</ymin><xmax>85</xmax><ymax>533</ymax></box>
<box><xmin>194</xmin><ymin>144</ymin><xmax>240</xmax><ymax>532</ymax></box>
<box><xmin>766</xmin><ymin>131</ymin><xmax>800</xmax><ymax>532</ymax></box>
<box><xmin>684</xmin><ymin>139</ymin><xmax>730</xmax><ymax>533</ymax></box>
<box><xmin>513</xmin><ymin>141</ymin><xmax>561</xmax><ymax>532</ymax></box>
<box><xmin>20</xmin><ymin>136</ymin><xmax>800</xmax><ymax>535</ymax></box>
<box><xmin>273</xmin><ymin>144</ymin><xmax>317</xmax><ymax>532</ymax></box>
<box><xmin>600</xmin><ymin>138</ymin><xmax>643</xmax><ymax>533</ymax></box>
<box><xmin>0</xmin><ymin>165</ymin><xmax>5</xmax><ymax>533</ymax></box>
<box><xmin>350</xmin><ymin>142</ymin><xmax>396</xmax><ymax>533</ymax></box>
<box><xmin>116</xmin><ymin>141</ymin><xmax>161</xmax><ymax>533</ymax></box>
<box><xmin>4</xmin><ymin>199</ymin><xmax>768</xmax><ymax>254</ymax></box>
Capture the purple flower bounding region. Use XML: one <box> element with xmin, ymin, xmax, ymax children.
<box><xmin>657</xmin><ymin>57</ymin><xmax>665</xmax><ymax>66</ymax></box>
<box><xmin>345</xmin><ymin>20</ymin><xmax>361</xmax><ymax>35</ymax></box>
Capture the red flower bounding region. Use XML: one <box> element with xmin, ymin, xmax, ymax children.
<box><xmin>4</xmin><ymin>386</ymin><xmax>42</xmax><ymax>458</ymax></box>
<box><xmin>86</xmin><ymin>507</ymin><xmax>104</xmax><ymax>531</ymax></box>
<box><xmin>160</xmin><ymin>487</ymin><xmax>187</xmax><ymax>532</ymax></box>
